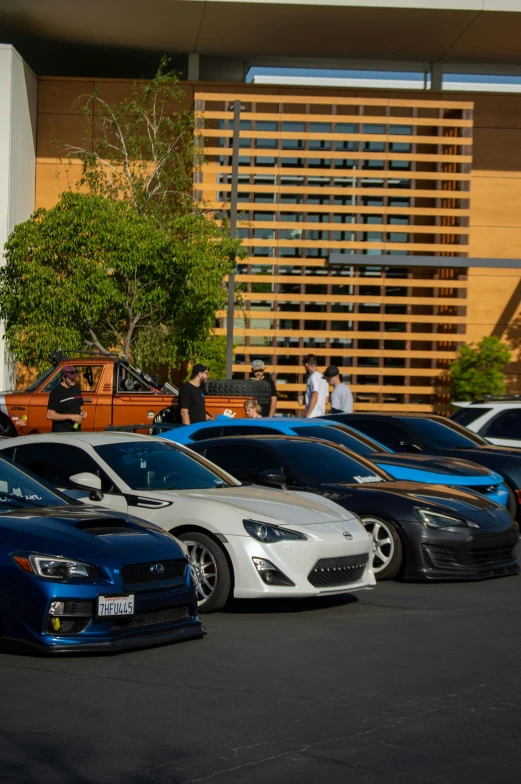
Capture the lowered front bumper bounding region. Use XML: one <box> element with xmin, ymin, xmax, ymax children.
<box><xmin>404</xmin><ymin>526</ymin><xmax>520</xmax><ymax>581</ymax></box>
<box><xmin>225</xmin><ymin>531</ymin><xmax>376</xmax><ymax>599</ymax></box>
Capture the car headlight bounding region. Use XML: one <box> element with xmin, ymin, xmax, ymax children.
<box><xmin>243</xmin><ymin>519</ymin><xmax>307</xmax><ymax>542</ymax></box>
<box><xmin>414</xmin><ymin>508</ymin><xmax>477</xmax><ymax>529</ymax></box>
<box><xmin>11</xmin><ymin>553</ymin><xmax>99</xmax><ymax>580</ymax></box>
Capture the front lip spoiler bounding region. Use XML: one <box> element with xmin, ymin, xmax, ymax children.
<box><xmin>406</xmin><ymin>561</ymin><xmax>520</xmax><ymax>582</ymax></box>
<box><xmin>9</xmin><ymin>622</ymin><xmax>205</xmax><ymax>655</ymax></box>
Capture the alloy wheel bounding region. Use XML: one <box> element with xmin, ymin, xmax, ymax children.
<box><xmin>184</xmin><ymin>540</ymin><xmax>218</xmax><ymax>606</ymax></box>
<box><xmin>362</xmin><ymin>517</ymin><xmax>395</xmax><ymax>574</ymax></box>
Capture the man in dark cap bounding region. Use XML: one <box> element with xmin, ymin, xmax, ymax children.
<box><xmin>323</xmin><ymin>365</ymin><xmax>353</xmax><ymax>414</ymax></box>
<box><xmin>179</xmin><ymin>364</ymin><xmax>210</xmax><ymax>425</ymax></box>
<box><xmin>46</xmin><ymin>365</ymin><xmax>86</xmax><ymax>432</ymax></box>
<box><xmin>250</xmin><ymin>359</ymin><xmax>278</xmax><ymax>417</ymax></box>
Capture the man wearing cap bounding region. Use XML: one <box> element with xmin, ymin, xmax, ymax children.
<box><xmin>250</xmin><ymin>359</ymin><xmax>277</xmax><ymax>417</ymax></box>
<box><xmin>179</xmin><ymin>364</ymin><xmax>210</xmax><ymax>425</ymax></box>
<box><xmin>323</xmin><ymin>365</ymin><xmax>353</xmax><ymax>414</ymax></box>
<box><xmin>46</xmin><ymin>366</ymin><xmax>86</xmax><ymax>432</ymax></box>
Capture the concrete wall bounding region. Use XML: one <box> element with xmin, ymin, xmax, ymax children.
<box><xmin>0</xmin><ymin>46</ymin><xmax>37</xmax><ymax>390</ymax></box>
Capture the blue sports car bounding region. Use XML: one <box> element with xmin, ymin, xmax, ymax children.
<box><xmin>0</xmin><ymin>455</ymin><xmax>203</xmax><ymax>653</ymax></box>
<box><xmin>163</xmin><ymin>416</ymin><xmax>509</xmax><ymax>508</ymax></box>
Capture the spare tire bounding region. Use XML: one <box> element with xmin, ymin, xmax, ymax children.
<box><xmin>206</xmin><ymin>379</ymin><xmax>273</xmax><ymax>406</ymax></box>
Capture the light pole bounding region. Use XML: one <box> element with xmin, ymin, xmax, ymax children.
<box><xmin>225</xmin><ymin>100</ymin><xmax>241</xmax><ymax>379</ymax></box>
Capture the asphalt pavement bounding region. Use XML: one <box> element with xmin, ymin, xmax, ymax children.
<box><xmin>1</xmin><ymin>571</ymin><xmax>521</xmax><ymax>784</ymax></box>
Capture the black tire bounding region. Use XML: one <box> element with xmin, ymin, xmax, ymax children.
<box><xmin>360</xmin><ymin>515</ymin><xmax>403</xmax><ymax>580</ymax></box>
<box><xmin>206</xmin><ymin>379</ymin><xmax>273</xmax><ymax>406</ymax></box>
<box><xmin>505</xmin><ymin>483</ymin><xmax>518</xmax><ymax>520</ymax></box>
<box><xmin>177</xmin><ymin>531</ymin><xmax>231</xmax><ymax>613</ymax></box>
<box><xmin>0</xmin><ymin>415</ymin><xmax>16</xmax><ymax>438</ymax></box>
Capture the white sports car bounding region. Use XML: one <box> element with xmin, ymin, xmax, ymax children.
<box><xmin>0</xmin><ymin>433</ymin><xmax>375</xmax><ymax>611</ymax></box>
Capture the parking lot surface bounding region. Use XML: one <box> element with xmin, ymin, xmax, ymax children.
<box><xmin>1</xmin><ymin>572</ymin><xmax>521</xmax><ymax>784</ymax></box>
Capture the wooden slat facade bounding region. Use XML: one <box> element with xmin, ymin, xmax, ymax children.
<box><xmin>195</xmin><ymin>91</ymin><xmax>472</xmax><ymax>412</ymax></box>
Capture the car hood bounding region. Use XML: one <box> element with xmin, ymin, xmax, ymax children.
<box><xmin>0</xmin><ymin>505</ymin><xmax>177</xmax><ymax>559</ymax></box>
<box><xmin>146</xmin><ymin>485</ymin><xmax>356</xmax><ymax>526</ymax></box>
<box><xmin>323</xmin><ymin>480</ymin><xmax>513</xmax><ymax>522</ymax></box>
<box><xmin>372</xmin><ymin>453</ymin><xmax>502</xmax><ymax>485</ymax></box>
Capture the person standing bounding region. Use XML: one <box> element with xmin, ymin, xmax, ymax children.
<box><xmin>179</xmin><ymin>364</ymin><xmax>210</xmax><ymax>425</ymax></box>
<box><xmin>250</xmin><ymin>359</ymin><xmax>278</xmax><ymax>417</ymax></box>
<box><xmin>323</xmin><ymin>365</ymin><xmax>353</xmax><ymax>414</ymax></box>
<box><xmin>46</xmin><ymin>365</ymin><xmax>86</xmax><ymax>432</ymax></box>
<box><xmin>304</xmin><ymin>354</ymin><xmax>328</xmax><ymax>418</ymax></box>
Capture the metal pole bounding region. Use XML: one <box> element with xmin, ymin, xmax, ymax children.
<box><xmin>225</xmin><ymin>100</ymin><xmax>240</xmax><ymax>379</ymax></box>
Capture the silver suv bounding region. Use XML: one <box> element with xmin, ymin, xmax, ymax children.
<box><xmin>451</xmin><ymin>396</ymin><xmax>521</xmax><ymax>447</ymax></box>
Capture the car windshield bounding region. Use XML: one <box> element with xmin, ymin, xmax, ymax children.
<box><xmin>292</xmin><ymin>424</ymin><xmax>388</xmax><ymax>456</ymax></box>
<box><xmin>405</xmin><ymin>417</ymin><xmax>488</xmax><ymax>449</ymax></box>
<box><xmin>25</xmin><ymin>366</ymin><xmax>56</xmax><ymax>392</ymax></box>
<box><xmin>0</xmin><ymin>457</ymin><xmax>71</xmax><ymax>512</ymax></box>
<box><xmin>276</xmin><ymin>440</ymin><xmax>391</xmax><ymax>485</ymax></box>
<box><xmin>95</xmin><ymin>440</ymin><xmax>240</xmax><ymax>491</ymax></box>
<box><xmin>450</xmin><ymin>407</ymin><xmax>492</xmax><ymax>427</ymax></box>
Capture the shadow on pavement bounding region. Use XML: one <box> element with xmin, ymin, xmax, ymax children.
<box><xmin>225</xmin><ymin>593</ymin><xmax>359</xmax><ymax>614</ymax></box>
<box><xmin>0</xmin><ymin>731</ymin><xmax>187</xmax><ymax>784</ymax></box>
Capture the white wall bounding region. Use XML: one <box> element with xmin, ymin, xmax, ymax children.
<box><xmin>0</xmin><ymin>46</ymin><xmax>37</xmax><ymax>390</ymax></box>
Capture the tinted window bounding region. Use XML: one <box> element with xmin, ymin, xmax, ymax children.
<box><xmin>346</xmin><ymin>419</ymin><xmax>411</xmax><ymax>449</ymax></box>
<box><xmin>0</xmin><ymin>455</ymin><xmax>70</xmax><ymax>511</ymax></box>
<box><xmin>292</xmin><ymin>425</ymin><xmax>384</xmax><ymax>456</ymax></box>
<box><xmin>451</xmin><ymin>407</ymin><xmax>492</xmax><ymax>427</ymax></box>
<box><xmin>13</xmin><ymin>443</ymin><xmax>114</xmax><ymax>491</ymax></box>
<box><xmin>405</xmin><ymin>418</ymin><xmax>485</xmax><ymax>448</ymax></box>
<box><xmin>204</xmin><ymin>446</ymin><xmax>281</xmax><ymax>481</ymax></box>
<box><xmin>222</xmin><ymin>426</ymin><xmax>281</xmax><ymax>436</ymax></box>
<box><xmin>274</xmin><ymin>441</ymin><xmax>390</xmax><ymax>485</ymax></box>
<box><xmin>485</xmin><ymin>410</ymin><xmax>521</xmax><ymax>439</ymax></box>
<box><xmin>189</xmin><ymin>427</ymin><xmax>223</xmax><ymax>442</ymax></box>
<box><xmin>95</xmin><ymin>440</ymin><xmax>238</xmax><ymax>490</ymax></box>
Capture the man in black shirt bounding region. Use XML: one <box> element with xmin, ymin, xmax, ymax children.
<box><xmin>251</xmin><ymin>359</ymin><xmax>277</xmax><ymax>417</ymax></box>
<box><xmin>178</xmin><ymin>364</ymin><xmax>210</xmax><ymax>425</ymax></box>
<box><xmin>46</xmin><ymin>365</ymin><xmax>85</xmax><ymax>432</ymax></box>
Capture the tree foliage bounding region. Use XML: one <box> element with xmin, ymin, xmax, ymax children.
<box><xmin>450</xmin><ymin>336</ymin><xmax>512</xmax><ymax>401</ymax></box>
<box><xmin>0</xmin><ymin>60</ymin><xmax>243</xmax><ymax>375</ymax></box>
<box><xmin>0</xmin><ymin>192</ymin><xmax>238</xmax><ymax>372</ymax></box>
<box><xmin>64</xmin><ymin>57</ymin><xmax>195</xmax><ymax>229</ymax></box>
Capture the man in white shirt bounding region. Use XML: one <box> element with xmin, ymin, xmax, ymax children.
<box><xmin>323</xmin><ymin>365</ymin><xmax>353</xmax><ymax>413</ymax></box>
<box><xmin>304</xmin><ymin>354</ymin><xmax>328</xmax><ymax>418</ymax></box>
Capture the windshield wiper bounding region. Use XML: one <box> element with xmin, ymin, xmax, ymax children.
<box><xmin>0</xmin><ymin>493</ymin><xmax>47</xmax><ymax>508</ymax></box>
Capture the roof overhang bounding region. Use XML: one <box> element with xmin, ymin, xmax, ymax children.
<box><xmin>2</xmin><ymin>1</ymin><xmax>521</xmax><ymax>76</ymax></box>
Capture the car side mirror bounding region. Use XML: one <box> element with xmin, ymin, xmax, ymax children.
<box><xmin>69</xmin><ymin>472</ymin><xmax>104</xmax><ymax>501</ymax></box>
<box><xmin>257</xmin><ymin>469</ymin><xmax>287</xmax><ymax>489</ymax></box>
<box><xmin>396</xmin><ymin>440</ymin><xmax>422</xmax><ymax>453</ymax></box>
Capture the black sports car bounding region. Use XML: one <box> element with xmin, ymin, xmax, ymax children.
<box><xmin>324</xmin><ymin>413</ymin><xmax>521</xmax><ymax>521</ymax></box>
<box><xmin>190</xmin><ymin>435</ymin><xmax>520</xmax><ymax>582</ymax></box>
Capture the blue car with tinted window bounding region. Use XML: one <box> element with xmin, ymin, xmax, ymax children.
<box><xmin>163</xmin><ymin>416</ymin><xmax>509</xmax><ymax>508</ymax></box>
<box><xmin>0</xmin><ymin>455</ymin><xmax>203</xmax><ymax>653</ymax></box>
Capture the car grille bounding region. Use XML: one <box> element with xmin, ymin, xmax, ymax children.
<box><xmin>111</xmin><ymin>605</ymin><xmax>189</xmax><ymax>630</ymax></box>
<box><xmin>308</xmin><ymin>554</ymin><xmax>368</xmax><ymax>588</ymax></box>
<box><xmin>469</xmin><ymin>545</ymin><xmax>517</xmax><ymax>565</ymax></box>
<box><xmin>423</xmin><ymin>540</ymin><xmax>518</xmax><ymax>571</ymax></box>
<box><xmin>120</xmin><ymin>559</ymin><xmax>186</xmax><ymax>587</ymax></box>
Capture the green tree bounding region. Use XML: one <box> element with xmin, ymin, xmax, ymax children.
<box><xmin>0</xmin><ymin>192</ymin><xmax>239</xmax><ymax>372</ymax></box>
<box><xmin>450</xmin><ymin>336</ymin><xmax>512</xmax><ymax>401</ymax></box>
<box><xmin>64</xmin><ymin>57</ymin><xmax>195</xmax><ymax>229</ymax></box>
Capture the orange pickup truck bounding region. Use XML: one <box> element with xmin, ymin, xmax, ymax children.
<box><xmin>0</xmin><ymin>354</ymin><xmax>260</xmax><ymax>437</ymax></box>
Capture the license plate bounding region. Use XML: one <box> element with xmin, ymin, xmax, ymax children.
<box><xmin>97</xmin><ymin>594</ymin><xmax>134</xmax><ymax>617</ymax></box>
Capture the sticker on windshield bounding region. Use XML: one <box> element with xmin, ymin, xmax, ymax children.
<box><xmin>353</xmin><ymin>475</ymin><xmax>383</xmax><ymax>484</ymax></box>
